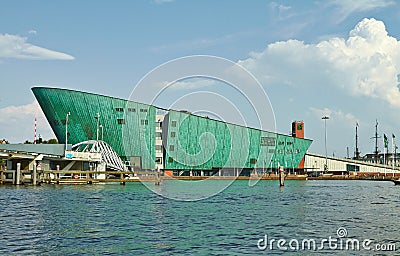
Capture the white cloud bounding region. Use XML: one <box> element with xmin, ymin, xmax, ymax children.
<box><xmin>239</xmin><ymin>18</ymin><xmax>400</xmax><ymax>107</ymax></box>
<box><xmin>0</xmin><ymin>101</ymin><xmax>54</xmax><ymax>143</ymax></box>
<box><xmin>28</xmin><ymin>30</ymin><xmax>37</xmax><ymax>35</ymax></box>
<box><xmin>0</xmin><ymin>33</ymin><xmax>74</xmax><ymax>60</ymax></box>
<box><xmin>330</xmin><ymin>0</ymin><xmax>395</xmax><ymax>22</ymax></box>
<box><xmin>309</xmin><ymin>107</ymin><xmax>359</xmax><ymax>126</ymax></box>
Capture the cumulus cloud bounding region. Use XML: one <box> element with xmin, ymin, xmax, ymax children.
<box><xmin>0</xmin><ymin>101</ymin><xmax>54</xmax><ymax>142</ymax></box>
<box><xmin>239</xmin><ymin>18</ymin><xmax>400</xmax><ymax>107</ymax></box>
<box><xmin>0</xmin><ymin>33</ymin><xmax>74</xmax><ymax>60</ymax></box>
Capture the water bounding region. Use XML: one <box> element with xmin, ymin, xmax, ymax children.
<box><xmin>0</xmin><ymin>180</ymin><xmax>399</xmax><ymax>255</ymax></box>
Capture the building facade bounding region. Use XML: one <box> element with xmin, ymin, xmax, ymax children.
<box><xmin>33</xmin><ymin>87</ymin><xmax>312</xmax><ymax>173</ymax></box>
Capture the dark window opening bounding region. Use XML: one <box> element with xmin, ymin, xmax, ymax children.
<box><xmin>117</xmin><ymin>119</ymin><xmax>125</xmax><ymax>124</ymax></box>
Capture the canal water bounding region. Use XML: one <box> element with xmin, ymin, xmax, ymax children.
<box><xmin>0</xmin><ymin>180</ymin><xmax>399</xmax><ymax>255</ymax></box>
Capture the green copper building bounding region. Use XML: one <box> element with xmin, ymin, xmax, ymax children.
<box><xmin>32</xmin><ymin>87</ymin><xmax>312</xmax><ymax>174</ymax></box>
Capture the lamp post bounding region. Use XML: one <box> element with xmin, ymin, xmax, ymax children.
<box><xmin>322</xmin><ymin>116</ymin><xmax>330</xmax><ymax>172</ymax></box>
<box><xmin>99</xmin><ymin>124</ymin><xmax>104</xmax><ymax>141</ymax></box>
<box><xmin>95</xmin><ymin>112</ymin><xmax>100</xmax><ymax>141</ymax></box>
<box><xmin>65</xmin><ymin>112</ymin><xmax>71</xmax><ymax>154</ymax></box>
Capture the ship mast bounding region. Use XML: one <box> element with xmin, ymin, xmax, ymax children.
<box><xmin>371</xmin><ymin>120</ymin><xmax>380</xmax><ymax>164</ymax></box>
<box><xmin>355</xmin><ymin>122</ymin><xmax>360</xmax><ymax>159</ymax></box>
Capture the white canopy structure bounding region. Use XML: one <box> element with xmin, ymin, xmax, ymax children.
<box><xmin>71</xmin><ymin>140</ymin><xmax>125</xmax><ymax>172</ymax></box>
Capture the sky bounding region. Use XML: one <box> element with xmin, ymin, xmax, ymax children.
<box><xmin>1</xmin><ymin>0</ymin><xmax>400</xmax><ymax>158</ymax></box>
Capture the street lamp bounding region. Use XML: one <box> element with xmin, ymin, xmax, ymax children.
<box><xmin>95</xmin><ymin>112</ymin><xmax>100</xmax><ymax>141</ymax></box>
<box><xmin>65</xmin><ymin>112</ymin><xmax>71</xmax><ymax>153</ymax></box>
<box><xmin>99</xmin><ymin>124</ymin><xmax>104</xmax><ymax>141</ymax></box>
<box><xmin>322</xmin><ymin>116</ymin><xmax>330</xmax><ymax>172</ymax></box>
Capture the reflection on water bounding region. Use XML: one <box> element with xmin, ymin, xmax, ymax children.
<box><xmin>0</xmin><ymin>180</ymin><xmax>399</xmax><ymax>255</ymax></box>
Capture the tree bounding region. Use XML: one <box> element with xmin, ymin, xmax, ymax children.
<box><xmin>44</xmin><ymin>138</ymin><xmax>58</xmax><ymax>144</ymax></box>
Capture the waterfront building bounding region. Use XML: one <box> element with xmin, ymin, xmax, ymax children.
<box><xmin>32</xmin><ymin>87</ymin><xmax>313</xmax><ymax>175</ymax></box>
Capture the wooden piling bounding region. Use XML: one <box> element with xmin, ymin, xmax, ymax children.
<box><xmin>120</xmin><ymin>172</ymin><xmax>125</xmax><ymax>185</ymax></box>
<box><xmin>279</xmin><ymin>166</ymin><xmax>285</xmax><ymax>187</ymax></box>
<box><xmin>16</xmin><ymin>163</ymin><xmax>21</xmax><ymax>185</ymax></box>
<box><xmin>155</xmin><ymin>169</ymin><xmax>161</xmax><ymax>186</ymax></box>
<box><xmin>33</xmin><ymin>162</ymin><xmax>37</xmax><ymax>186</ymax></box>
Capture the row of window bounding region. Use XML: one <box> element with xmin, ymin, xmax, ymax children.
<box><xmin>167</xmin><ymin>144</ymin><xmax>300</xmax><ymax>155</ymax></box>
<box><xmin>166</xmin><ymin>157</ymin><xmax>260</xmax><ymax>165</ymax></box>
<box><xmin>115</xmin><ymin>107</ymin><xmax>148</xmax><ymax>113</ymax></box>
<box><xmin>116</xmin><ymin>119</ymin><xmax>149</xmax><ymax>125</ymax></box>
<box><xmin>278</xmin><ymin>141</ymin><xmax>294</xmax><ymax>146</ymax></box>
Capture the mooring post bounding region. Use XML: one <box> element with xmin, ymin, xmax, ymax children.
<box><xmin>120</xmin><ymin>172</ymin><xmax>125</xmax><ymax>185</ymax></box>
<box><xmin>155</xmin><ymin>169</ymin><xmax>161</xmax><ymax>186</ymax></box>
<box><xmin>0</xmin><ymin>169</ymin><xmax>3</xmax><ymax>184</ymax></box>
<box><xmin>33</xmin><ymin>162</ymin><xmax>37</xmax><ymax>186</ymax></box>
<box><xmin>279</xmin><ymin>166</ymin><xmax>285</xmax><ymax>187</ymax></box>
<box><xmin>55</xmin><ymin>165</ymin><xmax>60</xmax><ymax>184</ymax></box>
<box><xmin>16</xmin><ymin>163</ymin><xmax>21</xmax><ymax>185</ymax></box>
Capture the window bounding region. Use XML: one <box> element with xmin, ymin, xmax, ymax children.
<box><xmin>156</xmin><ymin>132</ymin><xmax>162</xmax><ymax>138</ymax></box>
<box><xmin>169</xmin><ymin>145</ymin><xmax>174</xmax><ymax>151</ymax></box>
<box><xmin>278</xmin><ymin>141</ymin><xmax>285</xmax><ymax>146</ymax></box>
<box><xmin>117</xmin><ymin>119</ymin><xmax>125</xmax><ymax>124</ymax></box>
<box><xmin>156</xmin><ymin>157</ymin><xmax>162</xmax><ymax>164</ymax></box>
<box><xmin>156</xmin><ymin>145</ymin><xmax>162</xmax><ymax>152</ymax></box>
<box><xmin>171</xmin><ymin>131</ymin><xmax>176</xmax><ymax>137</ymax></box>
<box><xmin>250</xmin><ymin>158</ymin><xmax>257</xmax><ymax>164</ymax></box>
<box><xmin>115</xmin><ymin>108</ymin><xmax>124</xmax><ymax>112</ymax></box>
<box><xmin>128</xmin><ymin>108</ymin><xmax>136</xmax><ymax>112</ymax></box>
<box><xmin>260</xmin><ymin>137</ymin><xmax>276</xmax><ymax>146</ymax></box>
<box><xmin>141</xmin><ymin>119</ymin><xmax>149</xmax><ymax>125</ymax></box>
<box><xmin>168</xmin><ymin>157</ymin><xmax>173</xmax><ymax>163</ymax></box>
<box><xmin>140</xmin><ymin>108</ymin><xmax>148</xmax><ymax>113</ymax></box>
<box><xmin>287</xmin><ymin>141</ymin><xmax>293</xmax><ymax>146</ymax></box>
<box><xmin>61</xmin><ymin>119</ymin><xmax>67</xmax><ymax>125</ymax></box>
<box><xmin>171</xmin><ymin>121</ymin><xmax>177</xmax><ymax>127</ymax></box>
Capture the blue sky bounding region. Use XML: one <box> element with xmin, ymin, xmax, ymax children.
<box><xmin>1</xmin><ymin>0</ymin><xmax>400</xmax><ymax>158</ymax></box>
